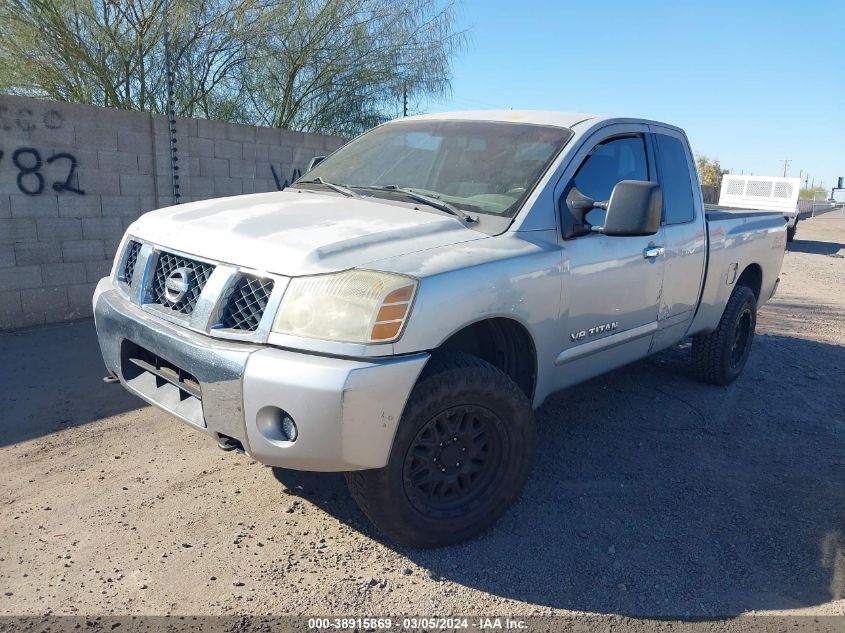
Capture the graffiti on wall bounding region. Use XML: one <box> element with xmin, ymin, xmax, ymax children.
<box><xmin>1</xmin><ymin>105</ymin><xmax>85</xmax><ymax>196</ymax></box>
<box><xmin>0</xmin><ymin>148</ymin><xmax>85</xmax><ymax>196</ymax></box>
<box><xmin>270</xmin><ymin>165</ymin><xmax>302</xmax><ymax>191</ymax></box>
<box><xmin>0</xmin><ymin>105</ymin><xmax>64</xmax><ymax>133</ymax></box>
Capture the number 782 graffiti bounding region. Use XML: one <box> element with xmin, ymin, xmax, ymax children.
<box><xmin>0</xmin><ymin>147</ymin><xmax>85</xmax><ymax>196</ymax></box>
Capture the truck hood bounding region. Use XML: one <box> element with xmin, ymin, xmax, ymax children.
<box><xmin>129</xmin><ymin>191</ymin><xmax>485</xmax><ymax>276</ymax></box>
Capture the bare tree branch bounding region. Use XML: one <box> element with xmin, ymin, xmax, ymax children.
<box><xmin>0</xmin><ymin>0</ymin><xmax>466</xmax><ymax>135</ymax></box>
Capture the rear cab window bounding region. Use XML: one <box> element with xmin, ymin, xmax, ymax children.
<box><xmin>654</xmin><ymin>134</ymin><xmax>696</xmax><ymax>225</ymax></box>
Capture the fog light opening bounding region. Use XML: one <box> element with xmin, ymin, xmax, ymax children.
<box><xmin>256</xmin><ymin>406</ymin><xmax>298</xmax><ymax>444</ymax></box>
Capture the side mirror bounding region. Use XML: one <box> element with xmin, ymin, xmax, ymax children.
<box><xmin>600</xmin><ymin>180</ymin><xmax>662</xmax><ymax>236</ymax></box>
<box><xmin>307</xmin><ymin>156</ymin><xmax>326</xmax><ymax>171</ymax></box>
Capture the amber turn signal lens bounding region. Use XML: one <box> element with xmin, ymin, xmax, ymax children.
<box><xmin>376</xmin><ymin>304</ymin><xmax>408</xmax><ymax>321</ymax></box>
<box><xmin>384</xmin><ymin>285</ymin><xmax>414</xmax><ymax>303</ymax></box>
<box><xmin>371</xmin><ymin>321</ymin><xmax>402</xmax><ymax>340</ymax></box>
<box><xmin>370</xmin><ymin>283</ymin><xmax>416</xmax><ymax>342</ymax></box>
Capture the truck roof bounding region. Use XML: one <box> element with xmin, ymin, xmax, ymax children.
<box><xmin>404</xmin><ymin>109</ymin><xmax>683</xmax><ymax>134</ymax></box>
<box><xmin>405</xmin><ymin>109</ymin><xmax>597</xmax><ymax>129</ymax></box>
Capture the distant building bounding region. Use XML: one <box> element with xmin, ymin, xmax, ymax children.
<box><xmin>832</xmin><ymin>177</ymin><xmax>845</xmax><ymax>204</ymax></box>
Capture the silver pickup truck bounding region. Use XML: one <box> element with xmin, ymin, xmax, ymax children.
<box><xmin>94</xmin><ymin>111</ymin><xmax>787</xmax><ymax>547</ymax></box>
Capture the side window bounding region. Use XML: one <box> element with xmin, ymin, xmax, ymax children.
<box><xmin>655</xmin><ymin>134</ymin><xmax>695</xmax><ymax>224</ymax></box>
<box><xmin>571</xmin><ymin>136</ymin><xmax>649</xmax><ymax>226</ymax></box>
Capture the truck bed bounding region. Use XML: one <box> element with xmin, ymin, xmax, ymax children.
<box><xmin>688</xmin><ymin>207</ymin><xmax>787</xmax><ymax>336</ymax></box>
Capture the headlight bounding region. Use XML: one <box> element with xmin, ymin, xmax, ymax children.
<box><xmin>273</xmin><ymin>270</ymin><xmax>418</xmax><ymax>343</ymax></box>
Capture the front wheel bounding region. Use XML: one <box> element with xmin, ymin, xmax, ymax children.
<box><xmin>346</xmin><ymin>352</ymin><xmax>535</xmax><ymax>547</ymax></box>
<box><xmin>691</xmin><ymin>284</ymin><xmax>757</xmax><ymax>386</ymax></box>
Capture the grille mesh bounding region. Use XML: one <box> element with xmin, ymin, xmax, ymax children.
<box><xmin>219</xmin><ymin>275</ymin><xmax>274</xmax><ymax>331</ymax></box>
<box><xmin>726</xmin><ymin>178</ymin><xmax>745</xmax><ymax>195</ymax></box>
<box><xmin>123</xmin><ymin>241</ymin><xmax>142</xmax><ymax>286</ymax></box>
<box><xmin>151</xmin><ymin>252</ymin><xmax>215</xmax><ymax>314</ymax></box>
<box><xmin>773</xmin><ymin>182</ymin><xmax>792</xmax><ymax>198</ymax></box>
<box><xmin>746</xmin><ymin>180</ymin><xmax>773</xmax><ymax>197</ymax></box>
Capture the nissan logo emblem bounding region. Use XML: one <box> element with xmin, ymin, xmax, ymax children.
<box><xmin>164</xmin><ymin>267</ymin><xmax>192</xmax><ymax>303</ymax></box>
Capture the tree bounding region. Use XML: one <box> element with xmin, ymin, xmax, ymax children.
<box><xmin>241</xmin><ymin>0</ymin><xmax>463</xmax><ymax>136</ymax></box>
<box><xmin>0</xmin><ymin>0</ymin><xmax>465</xmax><ymax>135</ymax></box>
<box><xmin>696</xmin><ymin>155</ymin><xmax>727</xmax><ymax>189</ymax></box>
<box><xmin>799</xmin><ymin>186</ymin><xmax>827</xmax><ymax>200</ymax></box>
<box><xmin>0</xmin><ymin>0</ymin><xmax>257</xmax><ymax>117</ymax></box>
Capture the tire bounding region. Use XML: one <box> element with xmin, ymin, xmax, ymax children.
<box><xmin>786</xmin><ymin>224</ymin><xmax>797</xmax><ymax>242</ymax></box>
<box><xmin>346</xmin><ymin>351</ymin><xmax>535</xmax><ymax>548</ymax></box>
<box><xmin>691</xmin><ymin>284</ymin><xmax>757</xmax><ymax>386</ymax></box>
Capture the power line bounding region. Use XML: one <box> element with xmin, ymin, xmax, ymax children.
<box><xmin>779</xmin><ymin>159</ymin><xmax>791</xmax><ymax>177</ymax></box>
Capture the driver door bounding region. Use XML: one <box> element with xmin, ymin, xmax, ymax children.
<box><xmin>552</xmin><ymin>127</ymin><xmax>665</xmax><ymax>389</ymax></box>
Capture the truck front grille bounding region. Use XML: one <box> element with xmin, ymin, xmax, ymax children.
<box><xmin>118</xmin><ymin>239</ymin><xmax>279</xmax><ymax>339</ymax></box>
<box><xmin>219</xmin><ymin>275</ymin><xmax>274</xmax><ymax>331</ymax></box>
<box><xmin>151</xmin><ymin>252</ymin><xmax>215</xmax><ymax>315</ymax></box>
<box><xmin>123</xmin><ymin>240</ymin><xmax>142</xmax><ymax>286</ymax></box>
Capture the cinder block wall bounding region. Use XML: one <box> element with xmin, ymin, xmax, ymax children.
<box><xmin>0</xmin><ymin>94</ymin><xmax>344</xmax><ymax>330</ymax></box>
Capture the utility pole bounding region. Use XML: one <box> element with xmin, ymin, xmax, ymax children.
<box><xmin>402</xmin><ymin>82</ymin><xmax>408</xmax><ymax>117</ymax></box>
<box><xmin>780</xmin><ymin>159</ymin><xmax>791</xmax><ymax>177</ymax></box>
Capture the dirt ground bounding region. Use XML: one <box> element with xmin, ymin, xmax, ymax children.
<box><xmin>1</xmin><ymin>217</ymin><xmax>844</xmax><ymax>620</ymax></box>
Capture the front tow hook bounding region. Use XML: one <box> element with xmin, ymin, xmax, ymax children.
<box><xmin>102</xmin><ymin>372</ymin><xmax>120</xmax><ymax>384</ymax></box>
<box><xmin>217</xmin><ymin>434</ymin><xmax>245</xmax><ymax>453</ymax></box>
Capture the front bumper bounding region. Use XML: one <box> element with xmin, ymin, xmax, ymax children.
<box><xmin>93</xmin><ymin>278</ymin><xmax>429</xmax><ymax>471</ymax></box>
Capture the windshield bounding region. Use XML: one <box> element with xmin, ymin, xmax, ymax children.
<box><xmin>300</xmin><ymin>120</ymin><xmax>572</xmax><ymax>218</ymax></box>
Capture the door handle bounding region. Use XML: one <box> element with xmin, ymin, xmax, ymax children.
<box><xmin>643</xmin><ymin>246</ymin><xmax>665</xmax><ymax>259</ymax></box>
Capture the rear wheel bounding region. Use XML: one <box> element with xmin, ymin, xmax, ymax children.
<box><xmin>346</xmin><ymin>352</ymin><xmax>535</xmax><ymax>547</ymax></box>
<box><xmin>691</xmin><ymin>284</ymin><xmax>757</xmax><ymax>386</ymax></box>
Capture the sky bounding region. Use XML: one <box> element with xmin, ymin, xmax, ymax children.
<box><xmin>430</xmin><ymin>0</ymin><xmax>845</xmax><ymax>192</ymax></box>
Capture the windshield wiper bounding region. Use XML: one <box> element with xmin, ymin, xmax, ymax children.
<box><xmin>355</xmin><ymin>185</ymin><xmax>477</xmax><ymax>223</ymax></box>
<box><xmin>295</xmin><ymin>177</ymin><xmax>361</xmax><ymax>199</ymax></box>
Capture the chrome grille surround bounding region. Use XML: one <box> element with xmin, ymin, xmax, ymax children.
<box><xmin>113</xmin><ymin>238</ymin><xmax>288</xmax><ymax>344</ymax></box>
<box><xmin>219</xmin><ymin>275</ymin><xmax>275</xmax><ymax>332</ymax></box>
